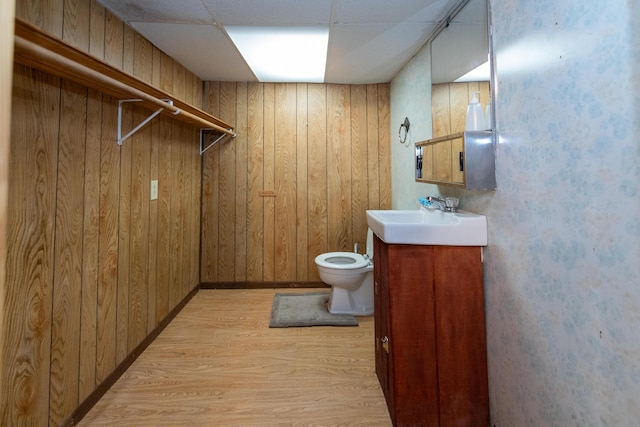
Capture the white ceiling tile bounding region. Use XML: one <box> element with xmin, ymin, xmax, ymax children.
<box><xmin>99</xmin><ymin>0</ymin><xmax>214</xmax><ymax>24</ymax></box>
<box><xmin>334</xmin><ymin>0</ymin><xmax>440</xmax><ymax>24</ymax></box>
<box><xmin>130</xmin><ymin>22</ymin><xmax>256</xmax><ymax>81</ymax></box>
<box><xmin>201</xmin><ymin>0</ymin><xmax>334</xmax><ymax>25</ymax></box>
<box><xmin>326</xmin><ymin>22</ymin><xmax>438</xmax><ymax>83</ymax></box>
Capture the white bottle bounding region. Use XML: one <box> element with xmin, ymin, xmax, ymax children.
<box><xmin>485</xmin><ymin>97</ymin><xmax>492</xmax><ymax>130</ymax></box>
<box><xmin>465</xmin><ymin>91</ymin><xmax>485</xmax><ymax>131</ymax></box>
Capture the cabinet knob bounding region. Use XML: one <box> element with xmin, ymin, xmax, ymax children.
<box><xmin>381</xmin><ymin>336</ymin><xmax>389</xmax><ymax>353</ymax></box>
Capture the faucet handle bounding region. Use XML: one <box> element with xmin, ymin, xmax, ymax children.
<box><xmin>445</xmin><ymin>197</ymin><xmax>459</xmax><ymax>212</ymax></box>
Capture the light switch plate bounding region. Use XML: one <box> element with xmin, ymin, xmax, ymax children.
<box><xmin>150</xmin><ymin>180</ymin><xmax>158</xmax><ymax>200</ymax></box>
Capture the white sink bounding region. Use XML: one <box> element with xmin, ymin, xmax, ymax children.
<box><xmin>366</xmin><ymin>208</ymin><xmax>487</xmax><ymax>246</ymax></box>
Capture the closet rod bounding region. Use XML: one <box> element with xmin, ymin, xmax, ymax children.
<box><xmin>13</xmin><ymin>21</ymin><xmax>236</xmax><ymax>138</ymax></box>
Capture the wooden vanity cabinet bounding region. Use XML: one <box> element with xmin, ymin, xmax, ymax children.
<box><xmin>373</xmin><ymin>236</ymin><xmax>489</xmax><ymax>426</ymax></box>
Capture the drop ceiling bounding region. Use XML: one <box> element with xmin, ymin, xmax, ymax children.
<box><xmin>97</xmin><ymin>0</ymin><xmax>462</xmax><ymax>84</ymax></box>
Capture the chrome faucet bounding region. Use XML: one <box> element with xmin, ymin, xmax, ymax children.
<box><xmin>426</xmin><ymin>195</ymin><xmax>459</xmax><ymax>212</ymax></box>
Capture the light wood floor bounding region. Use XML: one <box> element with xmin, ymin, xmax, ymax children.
<box><xmin>79</xmin><ymin>288</ymin><xmax>393</xmax><ymax>426</ymax></box>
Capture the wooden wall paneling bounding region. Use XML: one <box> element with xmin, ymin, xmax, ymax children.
<box><xmin>82</xmin><ymin>5</ymin><xmax>105</xmax><ymax>397</ymax></box>
<box><xmin>128</xmin><ymin>34</ymin><xmax>152</xmax><ymax>351</ymax></box>
<box><xmin>246</xmin><ymin>82</ymin><xmax>264</xmax><ymax>282</ymax></box>
<box><xmin>156</xmin><ymin>114</ymin><xmax>172</xmax><ymax>321</ymax></box>
<box><xmin>96</xmin><ymin>95</ymin><xmax>120</xmax><ymax>383</ymax></box>
<box><xmin>327</xmin><ymin>84</ymin><xmax>352</xmax><ymax>251</ymax></box>
<box><xmin>15</xmin><ymin>0</ymin><xmax>64</xmax><ymax>37</ymax></box>
<box><xmin>218</xmin><ymin>82</ymin><xmax>237</xmax><ymax>281</ymax></box>
<box><xmin>116</xmin><ymin>24</ymin><xmax>135</xmax><ymax>364</ymax></box>
<box><xmin>96</xmin><ymin>7</ymin><xmax>122</xmax><ymax>382</ymax></box>
<box><xmin>377</xmin><ymin>84</ymin><xmax>391</xmax><ymax>210</ymax></box>
<box><xmin>188</xmin><ymin>73</ymin><xmax>201</xmax><ymax>291</ymax></box>
<box><xmin>449</xmin><ymin>83</ymin><xmax>468</xmax><ymax>134</ymax></box>
<box><xmin>201</xmin><ymin>82</ymin><xmax>220</xmax><ymax>282</ymax></box>
<box><xmin>185</xmin><ymin>136</ymin><xmax>194</xmax><ymax>296</ymax></box>
<box><xmin>0</xmin><ymin>0</ymin><xmax>14</xmax><ymax>416</ymax></box>
<box><xmin>65</xmin><ymin>0</ymin><xmax>103</xmax><ymax>406</ymax></box>
<box><xmin>116</xmin><ymin>100</ymin><xmax>132</xmax><ymax>365</ymax></box>
<box><xmin>169</xmin><ymin>62</ymin><xmax>185</xmax><ymax>308</ymax></box>
<box><xmin>182</xmin><ymin>71</ymin><xmax>193</xmax><ymax>296</ymax></box>
<box><xmin>263</xmin><ymin>83</ymin><xmax>276</xmax><ymax>281</ymax></box>
<box><xmin>274</xmin><ymin>83</ymin><xmax>297</xmax><ymax>281</ymax></box>
<box><xmin>79</xmin><ymin>88</ymin><xmax>101</xmax><ymax>401</ymax></box>
<box><xmin>3</xmin><ymin>65</ymin><xmax>60</xmax><ymax>425</ymax></box>
<box><xmin>190</xmin><ymin>125</ymin><xmax>201</xmax><ymax>289</ymax></box>
<box><xmin>147</xmin><ymin>47</ymin><xmax>161</xmax><ymax>332</ymax></box>
<box><xmin>156</xmin><ymin>51</ymin><xmax>173</xmax><ymax>318</ymax></box>
<box><xmin>160</xmin><ymin>51</ymin><xmax>173</xmax><ymax>95</ymax></box>
<box><xmin>191</xmin><ymin>75</ymin><xmax>203</xmax><ymax>289</ymax></box>
<box><xmin>181</xmin><ymin>124</ymin><xmax>191</xmax><ymax>297</ymax></box>
<box><xmin>296</xmin><ymin>83</ymin><xmax>309</xmax><ymax>280</ymax></box>
<box><xmin>366</xmin><ymin>84</ymin><xmax>380</xmax><ymax>211</ymax></box>
<box><xmin>89</xmin><ymin>0</ymin><xmax>105</xmax><ymax>59</ymax></box>
<box><xmin>169</xmin><ymin>121</ymin><xmax>185</xmax><ymax>308</ymax></box>
<box><xmin>350</xmin><ymin>85</ymin><xmax>368</xmax><ymax>249</ymax></box>
<box><xmin>199</xmin><ymin>81</ymin><xmax>391</xmax><ymax>284</ymax></box>
<box><xmin>62</xmin><ymin>0</ymin><xmax>90</xmax><ymax>50</ymax></box>
<box><xmin>235</xmin><ymin>82</ymin><xmax>248</xmax><ymax>282</ymax></box>
<box><xmin>306</xmin><ymin>84</ymin><xmax>327</xmax><ymax>280</ymax></box>
<box><xmin>49</xmin><ymin>79</ymin><xmax>87</xmax><ymax>426</ymax></box>
<box><xmin>186</xmin><ymin>73</ymin><xmax>196</xmax><ymax>291</ymax></box>
<box><xmin>103</xmin><ymin>10</ymin><xmax>123</xmax><ymax>70</ymax></box>
<box><xmin>431</xmin><ymin>83</ymin><xmax>450</xmax><ymax>138</ymax></box>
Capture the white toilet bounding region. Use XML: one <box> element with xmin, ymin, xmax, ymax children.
<box><xmin>314</xmin><ymin>229</ymin><xmax>374</xmax><ymax>316</ymax></box>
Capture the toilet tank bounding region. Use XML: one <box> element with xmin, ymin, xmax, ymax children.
<box><xmin>366</xmin><ymin>228</ymin><xmax>374</xmax><ymax>258</ymax></box>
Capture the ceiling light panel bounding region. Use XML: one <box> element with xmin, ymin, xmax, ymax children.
<box><xmin>226</xmin><ymin>26</ymin><xmax>329</xmax><ymax>82</ymax></box>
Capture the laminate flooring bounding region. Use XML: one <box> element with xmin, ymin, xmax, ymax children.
<box><xmin>78</xmin><ymin>288</ymin><xmax>393</xmax><ymax>426</ymax></box>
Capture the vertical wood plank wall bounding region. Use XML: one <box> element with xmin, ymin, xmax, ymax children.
<box><xmin>432</xmin><ymin>81</ymin><xmax>490</xmax><ymax>137</ymax></box>
<box><xmin>201</xmin><ymin>82</ymin><xmax>392</xmax><ymax>283</ymax></box>
<box><xmin>2</xmin><ymin>0</ymin><xmax>202</xmax><ymax>425</ymax></box>
<box><xmin>0</xmin><ymin>0</ymin><xmax>16</xmax><ymax>416</ymax></box>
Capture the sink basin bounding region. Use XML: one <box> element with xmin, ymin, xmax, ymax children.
<box><xmin>366</xmin><ymin>208</ymin><xmax>487</xmax><ymax>246</ymax></box>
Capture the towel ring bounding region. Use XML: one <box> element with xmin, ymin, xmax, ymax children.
<box><xmin>398</xmin><ymin>117</ymin><xmax>410</xmax><ymax>143</ymax></box>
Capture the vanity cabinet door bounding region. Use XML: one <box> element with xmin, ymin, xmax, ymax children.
<box><xmin>374</xmin><ymin>239</ymin><xmax>439</xmax><ymax>426</ymax></box>
<box><xmin>373</xmin><ymin>237</ymin><xmax>391</xmax><ymax>406</ymax></box>
<box><xmin>433</xmin><ymin>246</ymin><xmax>489</xmax><ymax>426</ymax></box>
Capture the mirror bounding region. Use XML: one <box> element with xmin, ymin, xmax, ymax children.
<box><xmin>431</xmin><ymin>0</ymin><xmax>488</xmax><ymax>85</ymax></box>
<box><xmin>430</xmin><ymin>0</ymin><xmax>493</xmax><ymax>137</ymax></box>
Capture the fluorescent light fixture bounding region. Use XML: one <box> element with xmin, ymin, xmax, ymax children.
<box><xmin>226</xmin><ymin>26</ymin><xmax>329</xmax><ymax>82</ymax></box>
<box><xmin>454</xmin><ymin>60</ymin><xmax>490</xmax><ymax>82</ymax></box>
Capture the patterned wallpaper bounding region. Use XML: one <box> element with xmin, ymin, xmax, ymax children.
<box><xmin>390</xmin><ymin>0</ymin><xmax>640</xmax><ymax>424</ymax></box>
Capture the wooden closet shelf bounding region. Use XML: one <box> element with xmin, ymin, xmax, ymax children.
<box><xmin>13</xmin><ymin>18</ymin><xmax>235</xmax><ymax>137</ymax></box>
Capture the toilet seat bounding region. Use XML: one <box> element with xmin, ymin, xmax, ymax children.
<box><xmin>315</xmin><ymin>252</ymin><xmax>370</xmax><ymax>270</ymax></box>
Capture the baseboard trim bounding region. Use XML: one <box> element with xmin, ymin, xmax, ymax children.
<box><xmin>64</xmin><ymin>284</ymin><xmax>200</xmax><ymax>426</ymax></box>
<box><xmin>199</xmin><ymin>281</ymin><xmax>328</xmax><ymax>289</ymax></box>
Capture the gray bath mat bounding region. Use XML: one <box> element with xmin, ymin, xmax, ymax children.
<box><xmin>269</xmin><ymin>292</ymin><xmax>358</xmax><ymax>328</ymax></box>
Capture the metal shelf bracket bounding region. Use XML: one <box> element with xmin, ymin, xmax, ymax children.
<box><xmin>117</xmin><ymin>98</ymin><xmax>174</xmax><ymax>145</ymax></box>
<box><xmin>200</xmin><ymin>128</ymin><xmax>235</xmax><ymax>155</ymax></box>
